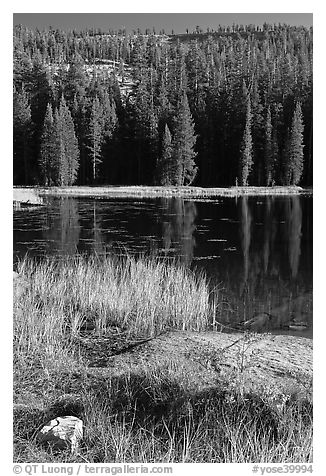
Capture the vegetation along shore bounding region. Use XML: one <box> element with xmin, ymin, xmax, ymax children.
<box><xmin>14</xmin><ymin>254</ymin><xmax>312</xmax><ymax>463</ymax></box>
<box><xmin>13</xmin><ymin>185</ymin><xmax>312</xmax><ymax>204</ymax></box>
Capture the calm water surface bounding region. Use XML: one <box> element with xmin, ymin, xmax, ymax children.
<box><xmin>13</xmin><ymin>195</ymin><xmax>313</xmax><ymax>337</ymax></box>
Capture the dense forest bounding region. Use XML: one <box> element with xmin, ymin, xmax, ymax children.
<box><xmin>13</xmin><ymin>23</ymin><xmax>313</xmax><ymax>187</ymax></box>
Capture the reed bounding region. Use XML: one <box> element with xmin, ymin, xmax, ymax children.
<box><xmin>14</xmin><ymin>254</ymin><xmax>215</xmax><ymax>353</ymax></box>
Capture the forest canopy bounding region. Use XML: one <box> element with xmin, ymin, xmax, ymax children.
<box><xmin>13</xmin><ymin>23</ymin><xmax>313</xmax><ymax>187</ymax></box>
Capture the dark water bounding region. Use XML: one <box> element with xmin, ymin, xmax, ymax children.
<box><xmin>13</xmin><ymin>195</ymin><xmax>313</xmax><ymax>337</ymax></box>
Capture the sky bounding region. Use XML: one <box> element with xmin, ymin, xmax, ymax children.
<box><xmin>13</xmin><ymin>12</ymin><xmax>313</xmax><ymax>34</ymax></box>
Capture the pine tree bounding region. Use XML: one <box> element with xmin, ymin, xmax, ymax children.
<box><xmin>240</xmin><ymin>97</ymin><xmax>253</xmax><ymax>186</ymax></box>
<box><xmin>87</xmin><ymin>96</ymin><xmax>104</xmax><ymax>183</ymax></box>
<box><xmin>64</xmin><ymin>57</ymin><xmax>87</xmax><ymax>107</ymax></box>
<box><xmin>156</xmin><ymin>74</ymin><xmax>172</xmax><ymax>126</ymax></box>
<box><xmin>285</xmin><ymin>102</ymin><xmax>305</xmax><ymax>185</ymax></box>
<box><xmin>100</xmin><ymin>91</ymin><xmax>119</xmax><ymax>183</ymax></box>
<box><xmin>102</xmin><ymin>91</ymin><xmax>118</xmax><ymax>140</ymax></box>
<box><xmin>27</xmin><ymin>55</ymin><xmax>52</xmax><ymax>171</ymax></box>
<box><xmin>250</xmin><ymin>80</ymin><xmax>264</xmax><ymax>185</ymax></box>
<box><xmin>147</xmin><ymin>97</ymin><xmax>159</xmax><ymax>184</ymax></box>
<box><xmin>156</xmin><ymin>124</ymin><xmax>173</xmax><ymax>185</ymax></box>
<box><xmin>56</xmin><ymin>96</ymin><xmax>80</xmax><ymax>185</ymax></box>
<box><xmin>54</xmin><ymin>107</ymin><xmax>68</xmax><ymax>186</ymax></box>
<box><xmin>71</xmin><ymin>93</ymin><xmax>88</xmax><ymax>184</ymax></box>
<box><xmin>28</xmin><ymin>55</ymin><xmax>51</xmax><ymax>131</ymax></box>
<box><xmin>39</xmin><ymin>103</ymin><xmax>59</xmax><ymax>185</ymax></box>
<box><xmin>133</xmin><ymin>73</ymin><xmax>159</xmax><ymax>184</ymax></box>
<box><xmin>172</xmin><ymin>93</ymin><xmax>198</xmax><ymax>185</ymax></box>
<box><xmin>13</xmin><ymin>87</ymin><xmax>33</xmax><ymax>184</ymax></box>
<box><xmin>264</xmin><ymin>106</ymin><xmax>274</xmax><ymax>186</ymax></box>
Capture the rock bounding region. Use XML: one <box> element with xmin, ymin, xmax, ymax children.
<box><xmin>36</xmin><ymin>416</ymin><xmax>83</xmax><ymax>454</ymax></box>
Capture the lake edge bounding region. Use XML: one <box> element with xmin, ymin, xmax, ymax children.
<box><xmin>14</xmin><ymin>185</ymin><xmax>313</xmax><ymax>201</ymax></box>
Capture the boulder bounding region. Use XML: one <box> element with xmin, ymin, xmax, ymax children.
<box><xmin>36</xmin><ymin>416</ymin><xmax>83</xmax><ymax>454</ymax></box>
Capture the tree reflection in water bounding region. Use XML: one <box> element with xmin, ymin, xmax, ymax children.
<box><xmin>160</xmin><ymin>198</ymin><xmax>197</xmax><ymax>265</ymax></box>
<box><xmin>92</xmin><ymin>201</ymin><xmax>106</xmax><ymax>256</ymax></box>
<box><xmin>286</xmin><ymin>196</ymin><xmax>302</xmax><ymax>279</ymax></box>
<box><xmin>263</xmin><ymin>197</ymin><xmax>276</xmax><ymax>275</ymax></box>
<box><xmin>226</xmin><ymin>195</ymin><xmax>308</xmax><ymax>328</ymax></box>
<box><xmin>43</xmin><ymin>197</ymin><xmax>80</xmax><ymax>256</ymax></box>
<box><xmin>240</xmin><ymin>196</ymin><xmax>252</xmax><ymax>285</ymax></box>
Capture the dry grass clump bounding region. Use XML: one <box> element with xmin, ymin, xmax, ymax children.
<box><xmin>14</xmin><ymin>254</ymin><xmax>215</xmax><ymax>351</ymax></box>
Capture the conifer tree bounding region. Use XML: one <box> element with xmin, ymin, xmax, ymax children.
<box><xmin>285</xmin><ymin>102</ymin><xmax>305</xmax><ymax>185</ymax></box>
<box><xmin>133</xmin><ymin>74</ymin><xmax>159</xmax><ymax>183</ymax></box>
<box><xmin>71</xmin><ymin>93</ymin><xmax>88</xmax><ymax>184</ymax></box>
<box><xmin>156</xmin><ymin>124</ymin><xmax>173</xmax><ymax>185</ymax></box>
<box><xmin>54</xmin><ymin>108</ymin><xmax>68</xmax><ymax>186</ymax></box>
<box><xmin>87</xmin><ymin>96</ymin><xmax>104</xmax><ymax>183</ymax></box>
<box><xmin>240</xmin><ymin>98</ymin><xmax>253</xmax><ymax>186</ymax></box>
<box><xmin>147</xmin><ymin>98</ymin><xmax>159</xmax><ymax>183</ymax></box>
<box><xmin>155</xmin><ymin>72</ymin><xmax>173</xmax><ymax>145</ymax></box>
<box><xmin>172</xmin><ymin>93</ymin><xmax>197</xmax><ymax>185</ymax></box>
<box><xmin>100</xmin><ymin>91</ymin><xmax>119</xmax><ymax>183</ymax></box>
<box><xmin>39</xmin><ymin>103</ymin><xmax>59</xmax><ymax>185</ymax></box>
<box><xmin>64</xmin><ymin>57</ymin><xmax>87</xmax><ymax>107</ymax></box>
<box><xmin>264</xmin><ymin>106</ymin><xmax>274</xmax><ymax>186</ymax></box>
<box><xmin>13</xmin><ymin>87</ymin><xmax>33</xmax><ymax>184</ymax></box>
<box><xmin>56</xmin><ymin>96</ymin><xmax>80</xmax><ymax>185</ymax></box>
<box><xmin>102</xmin><ymin>91</ymin><xmax>118</xmax><ymax>140</ymax></box>
<box><xmin>29</xmin><ymin>55</ymin><xmax>51</xmax><ymax>132</ymax></box>
<box><xmin>251</xmin><ymin>80</ymin><xmax>264</xmax><ymax>184</ymax></box>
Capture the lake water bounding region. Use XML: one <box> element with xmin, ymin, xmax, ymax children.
<box><xmin>13</xmin><ymin>195</ymin><xmax>313</xmax><ymax>337</ymax></box>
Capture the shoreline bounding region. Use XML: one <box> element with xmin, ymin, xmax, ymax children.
<box><xmin>14</xmin><ymin>185</ymin><xmax>313</xmax><ymax>200</ymax></box>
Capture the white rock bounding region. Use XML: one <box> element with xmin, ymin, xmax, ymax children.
<box><xmin>37</xmin><ymin>416</ymin><xmax>83</xmax><ymax>454</ymax></box>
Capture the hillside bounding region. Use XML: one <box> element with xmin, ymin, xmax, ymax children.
<box><xmin>13</xmin><ymin>24</ymin><xmax>313</xmax><ymax>188</ymax></box>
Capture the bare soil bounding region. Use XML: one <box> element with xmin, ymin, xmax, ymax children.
<box><xmin>77</xmin><ymin>330</ymin><xmax>312</xmax><ymax>395</ymax></box>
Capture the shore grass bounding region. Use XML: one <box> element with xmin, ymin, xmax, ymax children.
<box><xmin>14</xmin><ymin>185</ymin><xmax>312</xmax><ymax>199</ymax></box>
<box><xmin>14</xmin><ymin>254</ymin><xmax>215</xmax><ymax>344</ymax></box>
<box><xmin>13</xmin><ymin>254</ymin><xmax>312</xmax><ymax>463</ymax></box>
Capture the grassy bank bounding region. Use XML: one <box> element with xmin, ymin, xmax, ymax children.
<box><xmin>14</xmin><ymin>254</ymin><xmax>214</xmax><ymax>342</ymax></box>
<box><xmin>14</xmin><ymin>185</ymin><xmax>312</xmax><ymax>199</ymax></box>
<box><xmin>13</xmin><ymin>255</ymin><xmax>312</xmax><ymax>463</ymax></box>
